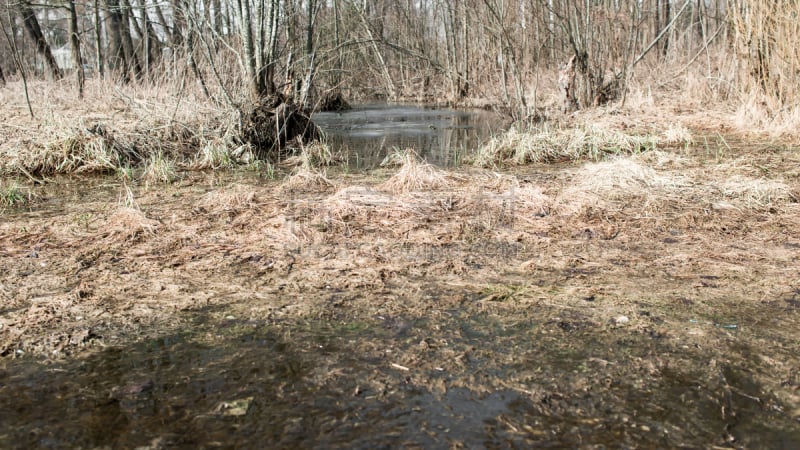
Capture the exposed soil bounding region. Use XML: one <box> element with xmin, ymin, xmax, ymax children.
<box><xmin>1</xmin><ymin>138</ymin><xmax>800</xmax><ymax>447</ymax></box>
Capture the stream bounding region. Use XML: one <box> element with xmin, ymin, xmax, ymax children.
<box><xmin>312</xmin><ymin>104</ymin><xmax>506</xmax><ymax>167</ymax></box>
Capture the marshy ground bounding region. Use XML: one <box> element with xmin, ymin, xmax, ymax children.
<box><xmin>2</xmin><ymin>120</ymin><xmax>799</xmax><ymax>446</ymax></box>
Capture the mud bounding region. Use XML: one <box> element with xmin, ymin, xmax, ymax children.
<box><xmin>1</xmin><ymin>138</ymin><xmax>799</xmax><ymax>447</ymax></box>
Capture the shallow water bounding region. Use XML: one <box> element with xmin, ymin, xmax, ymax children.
<box><xmin>313</xmin><ymin>104</ymin><xmax>506</xmax><ymax>167</ymax></box>
<box><xmin>2</xmin><ymin>307</ymin><xmax>798</xmax><ymax>449</ymax></box>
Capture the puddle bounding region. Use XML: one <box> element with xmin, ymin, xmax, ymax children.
<box><xmin>2</xmin><ymin>310</ymin><xmax>798</xmax><ymax>449</ymax></box>
<box><xmin>313</xmin><ymin>104</ymin><xmax>506</xmax><ymax>168</ymax></box>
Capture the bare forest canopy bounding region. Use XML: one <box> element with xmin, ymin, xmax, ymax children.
<box><xmin>0</xmin><ymin>1</ymin><xmax>798</xmax><ymax>115</ymax></box>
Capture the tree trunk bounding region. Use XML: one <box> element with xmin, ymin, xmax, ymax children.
<box><xmin>300</xmin><ymin>0</ymin><xmax>317</xmax><ymax>107</ymax></box>
<box><xmin>153</xmin><ymin>1</ymin><xmax>176</xmax><ymax>47</ymax></box>
<box><xmin>67</xmin><ymin>0</ymin><xmax>85</xmax><ymax>98</ymax></box>
<box><xmin>332</xmin><ymin>0</ymin><xmax>342</xmax><ymax>86</ymax></box>
<box><xmin>213</xmin><ymin>0</ymin><xmax>223</xmax><ymax>35</ymax></box>
<box><xmin>123</xmin><ymin>0</ymin><xmax>144</xmax><ymax>40</ymax></box>
<box><xmin>18</xmin><ymin>1</ymin><xmax>63</xmax><ymax>80</ymax></box>
<box><xmin>105</xmin><ymin>0</ymin><xmax>129</xmax><ymax>82</ymax></box>
<box><xmin>184</xmin><ymin>1</ymin><xmax>211</xmax><ymax>98</ymax></box>
<box><xmin>170</xmin><ymin>0</ymin><xmax>186</xmax><ymax>46</ymax></box>
<box><xmin>237</xmin><ymin>0</ymin><xmax>260</xmax><ymax>99</ymax></box>
<box><xmin>663</xmin><ymin>0</ymin><xmax>671</xmax><ymax>56</ymax></box>
<box><xmin>120</xmin><ymin>0</ymin><xmax>143</xmax><ymax>79</ymax></box>
<box><xmin>0</xmin><ymin>64</ymin><xmax>5</xmax><ymax>86</ymax></box>
<box><xmin>134</xmin><ymin>0</ymin><xmax>150</xmax><ymax>78</ymax></box>
<box><xmin>94</xmin><ymin>0</ymin><xmax>105</xmax><ymax>77</ymax></box>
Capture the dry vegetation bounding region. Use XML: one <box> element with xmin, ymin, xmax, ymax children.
<box><xmin>2</xmin><ymin>0</ymin><xmax>800</xmax><ymax>446</ymax></box>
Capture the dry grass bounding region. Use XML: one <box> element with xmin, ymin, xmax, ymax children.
<box><xmin>280</xmin><ymin>142</ymin><xmax>338</xmax><ymax>169</ymax></box>
<box><xmin>198</xmin><ymin>186</ymin><xmax>259</xmax><ymax>214</ymax></box>
<box><xmin>103</xmin><ymin>207</ymin><xmax>160</xmax><ymax>241</ymax></box>
<box><xmin>0</xmin><ymin>80</ymin><xmax>257</xmax><ymax>176</ymax></box>
<box><xmin>142</xmin><ymin>151</ymin><xmax>178</xmax><ymax>185</ymax></box>
<box><xmin>472</xmin><ymin>123</ymin><xmax>670</xmax><ymax>167</ymax></box>
<box><xmin>380</xmin><ymin>149</ymin><xmax>459</xmax><ymax>193</ymax></box>
<box><xmin>0</xmin><ymin>125</ymin><xmax>132</xmax><ymax>177</ymax></box>
<box><xmin>313</xmin><ymin>170</ymin><xmax>552</xmax><ymax>243</ymax></box>
<box><xmin>731</xmin><ymin>92</ymin><xmax>800</xmax><ymax>137</ymax></box>
<box><xmin>192</xmin><ymin>138</ymin><xmax>236</xmax><ymax>170</ymax></box>
<box><xmin>320</xmin><ymin>186</ymin><xmax>418</xmax><ymax>235</ymax></box>
<box><xmin>556</xmin><ymin>158</ymin><xmax>680</xmax><ymax>215</ymax></box>
<box><xmin>716</xmin><ymin>175</ymin><xmax>794</xmax><ymax>208</ymax></box>
<box><xmin>555</xmin><ymin>153</ymin><xmax>795</xmax><ymax>217</ymax></box>
<box><xmin>280</xmin><ymin>168</ymin><xmax>335</xmax><ymax>193</ymax></box>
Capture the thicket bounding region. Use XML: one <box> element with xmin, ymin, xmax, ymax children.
<box><xmin>0</xmin><ymin>1</ymin><xmax>797</xmax><ymax>120</ymax></box>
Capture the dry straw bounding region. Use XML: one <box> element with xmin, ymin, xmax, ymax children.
<box><xmin>380</xmin><ymin>148</ymin><xmax>460</xmax><ymax>193</ymax></box>
<box><xmin>142</xmin><ymin>151</ymin><xmax>178</xmax><ymax>185</ymax></box>
<box><xmin>103</xmin><ymin>207</ymin><xmax>160</xmax><ymax>242</ymax></box>
<box><xmin>716</xmin><ymin>175</ymin><xmax>794</xmax><ymax>208</ymax></box>
<box><xmin>556</xmin><ymin>157</ymin><xmax>690</xmax><ymax>215</ymax></box>
<box><xmin>280</xmin><ymin>167</ymin><xmax>335</xmax><ymax>193</ymax></box>
<box><xmin>198</xmin><ymin>186</ymin><xmax>259</xmax><ymax>214</ymax></box>
<box><xmin>471</xmin><ymin>122</ymin><xmax>676</xmax><ymax>167</ymax></box>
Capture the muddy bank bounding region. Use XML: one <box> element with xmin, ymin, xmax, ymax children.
<box><xmin>1</xmin><ymin>140</ymin><xmax>800</xmax><ymax>446</ymax></box>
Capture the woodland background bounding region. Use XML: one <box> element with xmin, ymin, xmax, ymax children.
<box><xmin>1</xmin><ymin>0</ymin><xmax>797</xmax><ymax>121</ymax></box>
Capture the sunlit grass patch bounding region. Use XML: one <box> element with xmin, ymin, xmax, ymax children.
<box><xmin>280</xmin><ymin>167</ymin><xmax>335</xmax><ymax>193</ymax></box>
<box><xmin>716</xmin><ymin>175</ymin><xmax>795</xmax><ymax>208</ymax></box>
<box><xmin>472</xmin><ymin>123</ymin><xmax>673</xmax><ymax>167</ymax></box>
<box><xmin>555</xmin><ymin>157</ymin><xmax>691</xmax><ymax>215</ymax></box>
<box><xmin>103</xmin><ymin>207</ymin><xmax>160</xmax><ymax>242</ymax></box>
<box><xmin>1</xmin><ymin>126</ymin><xmax>131</xmax><ymax>177</ymax></box>
<box><xmin>198</xmin><ymin>185</ymin><xmax>259</xmax><ymax>214</ymax></box>
<box><xmin>661</xmin><ymin>123</ymin><xmax>693</xmax><ymax>147</ymax></box>
<box><xmin>380</xmin><ymin>148</ymin><xmax>460</xmax><ymax>193</ymax></box>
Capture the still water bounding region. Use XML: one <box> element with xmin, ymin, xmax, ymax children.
<box><xmin>313</xmin><ymin>104</ymin><xmax>506</xmax><ymax>167</ymax></box>
<box><xmin>2</xmin><ymin>310</ymin><xmax>798</xmax><ymax>449</ymax></box>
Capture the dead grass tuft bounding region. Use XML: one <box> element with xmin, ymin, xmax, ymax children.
<box><xmin>280</xmin><ymin>142</ymin><xmax>339</xmax><ymax>169</ymax></box>
<box><xmin>192</xmin><ymin>138</ymin><xmax>236</xmax><ymax>170</ymax></box>
<box><xmin>380</xmin><ymin>149</ymin><xmax>459</xmax><ymax>193</ymax></box>
<box><xmin>472</xmin><ymin>123</ymin><xmax>664</xmax><ymax>167</ymax></box>
<box><xmin>717</xmin><ymin>176</ymin><xmax>794</xmax><ymax>208</ymax></box>
<box><xmin>732</xmin><ymin>93</ymin><xmax>800</xmax><ymax>137</ymax></box>
<box><xmin>198</xmin><ymin>186</ymin><xmax>259</xmax><ymax>214</ymax></box>
<box><xmin>142</xmin><ymin>151</ymin><xmax>178</xmax><ymax>185</ymax></box>
<box><xmin>281</xmin><ymin>167</ymin><xmax>335</xmax><ymax>193</ymax></box>
<box><xmin>0</xmin><ymin>126</ymin><xmax>135</xmax><ymax>177</ymax></box>
<box><xmin>556</xmin><ymin>158</ymin><xmax>689</xmax><ymax>215</ymax></box>
<box><xmin>661</xmin><ymin>124</ymin><xmax>693</xmax><ymax>147</ymax></box>
<box><xmin>103</xmin><ymin>207</ymin><xmax>160</xmax><ymax>241</ymax></box>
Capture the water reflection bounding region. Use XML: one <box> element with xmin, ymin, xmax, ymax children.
<box><xmin>313</xmin><ymin>104</ymin><xmax>506</xmax><ymax>168</ymax></box>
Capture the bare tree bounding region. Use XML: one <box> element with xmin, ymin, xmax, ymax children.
<box><xmin>235</xmin><ymin>0</ymin><xmax>279</xmax><ymax>100</ymax></box>
<box><xmin>0</xmin><ymin>3</ymin><xmax>33</xmax><ymax>117</ymax></box>
<box><xmin>120</xmin><ymin>0</ymin><xmax>142</xmax><ymax>79</ymax></box>
<box><xmin>18</xmin><ymin>0</ymin><xmax>63</xmax><ymax>80</ymax></box>
<box><xmin>105</xmin><ymin>0</ymin><xmax>129</xmax><ymax>81</ymax></box>
<box><xmin>67</xmin><ymin>0</ymin><xmax>84</xmax><ymax>97</ymax></box>
<box><xmin>93</xmin><ymin>0</ymin><xmax>104</xmax><ymax>78</ymax></box>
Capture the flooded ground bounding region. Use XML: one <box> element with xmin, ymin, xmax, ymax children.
<box><xmin>313</xmin><ymin>104</ymin><xmax>506</xmax><ymax>167</ymax></box>
<box><xmin>2</xmin><ymin>130</ymin><xmax>800</xmax><ymax>447</ymax></box>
